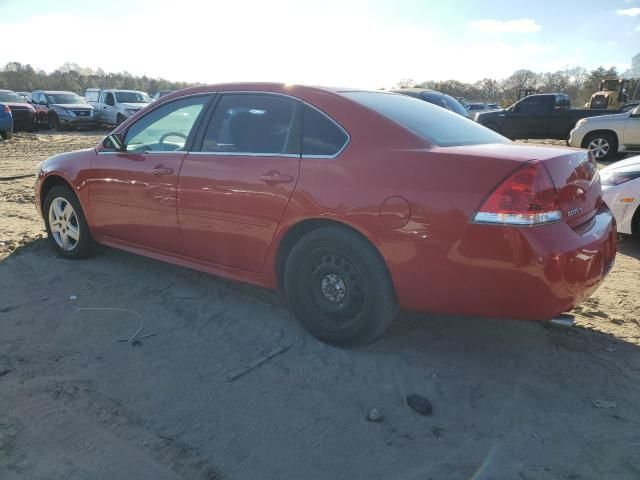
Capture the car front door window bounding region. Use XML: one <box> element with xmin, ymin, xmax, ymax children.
<box><xmin>124</xmin><ymin>96</ymin><xmax>210</xmax><ymax>152</ymax></box>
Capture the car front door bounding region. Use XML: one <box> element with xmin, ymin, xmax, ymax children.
<box><xmin>88</xmin><ymin>94</ymin><xmax>212</xmax><ymax>252</ymax></box>
<box><xmin>504</xmin><ymin>96</ymin><xmax>547</xmax><ymax>139</ymax></box>
<box><xmin>33</xmin><ymin>93</ymin><xmax>47</xmax><ymax>124</ymax></box>
<box><xmin>624</xmin><ymin>106</ymin><xmax>640</xmax><ymax>147</ymax></box>
<box><xmin>177</xmin><ymin>92</ymin><xmax>301</xmax><ymax>272</ymax></box>
<box><xmin>104</xmin><ymin>92</ymin><xmax>117</xmax><ymax>124</ymax></box>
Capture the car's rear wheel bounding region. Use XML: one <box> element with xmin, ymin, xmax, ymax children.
<box><xmin>284</xmin><ymin>226</ymin><xmax>398</xmax><ymax>346</ymax></box>
<box><xmin>44</xmin><ymin>185</ymin><xmax>95</xmax><ymax>259</ymax></box>
<box><xmin>0</xmin><ymin>129</ymin><xmax>12</xmax><ymax>140</ymax></box>
<box><xmin>116</xmin><ymin>114</ymin><xmax>125</xmax><ymax>126</ymax></box>
<box><xmin>583</xmin><ymin>132</ymin><xmax>617</xmax><ymax>161</ymax></box>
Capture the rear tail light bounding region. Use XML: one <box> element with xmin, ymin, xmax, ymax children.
<box><xmin>2</xmin><ymin>105</ymin><xmax>10</xmax><ymax>113</ymax></box>
<box><xmin>473</xmin><ymin>161</ymin><xmax>562</xmax><ymax>226</ymax></box>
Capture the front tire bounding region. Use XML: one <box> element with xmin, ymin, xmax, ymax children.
<box><xmin>583</xmin><ymin>132</ymin><xmax>617</xmax><ymax>162</ymax></box>
<box><xmin>44</xmin><ymin>185</ymin><xmax>95</xmax><ymax>259</ymax></box>
<box><xmin>284</xmin><ymin>227</ymin><xmax>398</xmax><ymax>346</ymax></box>
<box><xmin>0</xmin><ymin>129</ymin><xmax>12</xmax><ymax>140</ymax></box>
<box><xmin>48</xmin><ymin>114</ymin><xmax>61</xmax><ymax>131</ymax></box>
<box><xmin>116</xmin><ymin>114</ymin><xmax>125</xmax><ymax>126</ymax></box>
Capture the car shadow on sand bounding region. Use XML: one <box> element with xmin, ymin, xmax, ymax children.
<box><xmin>2</xmin><ymin>238</ymin><xmax>640</xmax><ymax>479</ymax></box>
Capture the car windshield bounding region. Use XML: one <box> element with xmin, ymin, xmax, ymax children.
<box><xmin>0</xmin><ymin>91</ymin><xmax>23</xmax><ymax>102</ymax></box>
<box><xmin>344</xmin><ymin>91</ymin><xmax>509</xmax><ymax>147</ymax></box>
<box><xmin>115</xmin><ymin>92</ymin><xmax>151</xmax><ymax>103</ymax></box>
<box><xmin>46</xmin><ymin>93</ymin><xmax>84</xmax><ymax>104</ymax></box>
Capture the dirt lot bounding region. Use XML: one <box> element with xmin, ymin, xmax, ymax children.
<box><xmin>1</xmin><ymin>132</ymin><xmax>640</xmax><ymax>479</ymax></box>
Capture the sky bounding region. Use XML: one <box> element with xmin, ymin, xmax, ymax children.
<box><xmin>0</xmin><ymin>0</ymin><xmax>639</xmax><ymax>89</ymax></box>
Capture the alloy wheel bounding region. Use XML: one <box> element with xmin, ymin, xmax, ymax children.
<box><xmin>48</xmin><ymin>197</ymin><xmax>80</xmax><ymax>251</ymax></box>
<box><xmin>588</xmin><ymin>137</ymin><xmax>610</xmax><ymax>159</ymax></box>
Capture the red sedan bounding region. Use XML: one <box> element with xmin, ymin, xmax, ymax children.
<box><xmin>34</xmin><ymin>83</ymin><xmax>616</xmax><ymax>345</ymax></box>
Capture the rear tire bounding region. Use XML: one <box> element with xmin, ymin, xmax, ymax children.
<box><xmin>43</xmin><ymin>185</ymin><xmax>96</xmax><ymax>259</ymax></box>
<box><xmin>582</xmin><ymin>132</ymin><xmax>617</xmax><ymax>162</ymax></box>
<box><xmin>284</xmin><ymin>227</ymin><xmax>398</xmax><ymax>346</ymax></box>
<box><xmin>116</xmin><ymin>114</ymin><xmax>125</xmax><ymax>126</ymax></box>
<box><xmin>0</xmin><ymin>129</ymin><xmax>12</xmax><ymax>140</ymax></box>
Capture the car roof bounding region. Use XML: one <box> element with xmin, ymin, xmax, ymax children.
<box><xmin>39</xmin><ymin>90</ymin><xmax>77</xmax><ymax>94</ymax></box>
<box><xmin>155</xmin><ymin>83</ymin><xmax>354</xmax><ymax>104</ymax></box>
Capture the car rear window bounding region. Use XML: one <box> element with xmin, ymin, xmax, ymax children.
<box><xmin>343</xmin><ymin>91</ymin><xmax>508</xmax><ymax>147</ymax></box>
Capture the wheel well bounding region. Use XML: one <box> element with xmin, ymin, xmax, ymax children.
<box><xmin>40</xmin><ymin>175</ymin><xmax>74</xmax><ymax>212</ymax></box>
<box><xmin>275</xmin><ymin>218</ymin><xmax>387</xmax><ymax>292</ymax></box>
<box><xmin>631</xmin><ymin>204</ymin><xmax>640</xmax><ymax>237</ymax></box>
<box><xmin>581</xmin><ymin>129</ymin><xmax>619</xmax><ymax>149</ymax></box>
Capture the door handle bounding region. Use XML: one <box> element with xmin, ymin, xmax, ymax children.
<box><xmin>149</xmin><ymin>166</ymin><xmax>173</xmax><ymax>176</ymax></box>
<box><xmin>260</xmin><ymin>172</ymin><xmax>294</xmax><ymax>184</ymax></box>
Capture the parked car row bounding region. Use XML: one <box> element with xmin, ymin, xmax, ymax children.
<box><xmin>0</xmin><ymin>87</ymin><xmax>171</xmax><ymax>134</ymax></box>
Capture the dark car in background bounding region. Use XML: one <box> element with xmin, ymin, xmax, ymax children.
<box><xmin>31</xmin><ymin>90</ymin><xmax>96</xmax><ymax>130</ymax></box>
<box><xmin>476</xmin><ymin>93</ymin><xmax>626</xmax><ymax>140</ymax></box>
<box><xmin>151</xmin><ymin>90</ymin><xmax>174</xmax><ymax>100</ymax></box>
<box><xmin>0</xmin><ymin>103</ymin><xmax>13</xmax><ymax>139</ymax></box>
<box><xmin>0</xmin><ymin>89</ymin><xmax>36</xmax><ymax>131</ymax></box>
<box><xmin>391</xmin><ymin>88</ymin><xmax>471</xmax><ymax>118</ymax></box>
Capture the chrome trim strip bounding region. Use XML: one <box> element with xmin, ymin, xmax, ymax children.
<box><xmin>188</xmin><ymin>151</ymin><xmax>300</xmax><ymax>158</ymax></box>
<box><xmin>98</xmin><ymin>150</ymin><xmax>185</xmax><ymax>155</ymax></box>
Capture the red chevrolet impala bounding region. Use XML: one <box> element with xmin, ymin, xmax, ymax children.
<box><xmin>35</xmin><ymin>83</ymin><xmax>616</xmax><ymax>345</ymax></box>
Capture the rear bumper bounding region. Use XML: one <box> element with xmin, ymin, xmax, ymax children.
<box><xmin>13</xmin><ymin>116</ymin><xmax>36</xmax><ymax>130</ymax></box>
<box><xmin>390</xmin><ymin>204</ymin><xmax>616</xmax><ymax>320</ymax></box>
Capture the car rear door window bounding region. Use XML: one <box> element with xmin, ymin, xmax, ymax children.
<box><xmin>302</xmin><ymin>104</ymin><xmax>348</xmax><ymax>157</ymax></box>
<box><xmin>124</xmin><ymin>95</ymin><xmax>210</xmax><ymax>152</ymax></box>
<box><xmin>201</xmin><ymin>94</ymin><xmax>299</xmax><ymax>155</ymax></box>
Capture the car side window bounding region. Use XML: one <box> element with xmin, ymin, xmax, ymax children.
<box><xmin>124</xmin><ymin>95</ymin><xmax>210</xmax><ymax>152</ymax></box>
<box><xmin>302</xmin><ymin>104</ymin><xmax>348</xmax><ymax>157</ymax></box>
<box><xmin>514</xmin><ymin>97</ymin><xmax>538</xmax><ymax>114</ymax></box>
<box><xmin>201</xmin><ymin>94</ymin><xmax>299</xmax><ymax>155</ymax></box>
<box><xmin>106</xmin><ymin>93</ymin><xmax>115</xmax><ymax>107</ymax></box>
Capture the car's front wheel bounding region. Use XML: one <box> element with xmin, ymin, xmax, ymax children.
<box><xmin>583</xmin><ymin>132</ymin><xmax>617</xmax><ymax>161</ymax></box>
<box><xmin>44</xmin><ymin>185</ymin><xmax>95</xmax><ymax>259</ymax></box>
<box><xmin>0</xmin><ymin>129</ymin><xmax>12</xmax><ymax>140</ymax></box>
<box><xmin>48</xmin><ymin>114</ymin><xmax>61</xmax><ymax>131</ymax></box>
<box><xmin>284</xmin><ymin>226</ymin><xmax>398</xmax><ymax>346</ymax></box>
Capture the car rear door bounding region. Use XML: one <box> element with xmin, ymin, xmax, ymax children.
<box><xmin>88</xmin><ymin>94</ymin><xmax>212</xmax><ymax>252</ymax></box>
<box><xmin>177</xmin><ymin>92</ymin><xmax>301</xmax><ymax>272</ymax></box>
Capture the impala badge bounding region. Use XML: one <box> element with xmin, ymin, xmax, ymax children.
<box><xmin>567</xmin><ymin>207</ymin><xmax>582</xmax><ymax>217</ymax></box>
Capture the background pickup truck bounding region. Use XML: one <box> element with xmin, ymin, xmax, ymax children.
<box><xmin>476</xmin><ymin>93</ymin><xmax>624</xmax><ymax>140</ymax></box>
<box><xmin>86</xmin><ymin>89</ymin><xmax>151</xmax><ymax>126</ymax></box>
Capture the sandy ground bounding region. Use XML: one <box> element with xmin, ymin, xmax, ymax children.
<box><xmin>1</xmin><ymin>132</ymin><xmax>640</xmax><ymax>479</ymax></box>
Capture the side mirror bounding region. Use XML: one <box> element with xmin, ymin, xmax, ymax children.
<box><xmin>103</xmin><ymin>132</ymin><xmax>125</xmax><ymax>151</ymax></box>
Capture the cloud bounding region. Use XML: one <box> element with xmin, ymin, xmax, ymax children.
<box><xmin>616</xmin><ymin>7</ymin><xmax>640</xmax><ymax>16</ymax></box>
<box><xmin>468</xmin><ymin>18</ymin><xmax>542</xmax><ymax>33</ymax></box>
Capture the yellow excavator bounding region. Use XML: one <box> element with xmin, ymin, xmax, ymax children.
<box><xmin>588</xmin><ymin>78</ymin><xmax>638</xmax><ymax>109</ymax></box>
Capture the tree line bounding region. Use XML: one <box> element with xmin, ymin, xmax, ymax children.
<box><xmin>0</xmin><ymin>62</ymin><xmax>196</xmax><ymax>96</ymax></box>
<box><xmin>396</xmin><ymin>66</ymin><xmax>640</xmax><ymax>107</ymax></box>
<box><xmin>1</xmin><ymin>61</ymin><xmax>638</xmax><ymax>107</ymax></box>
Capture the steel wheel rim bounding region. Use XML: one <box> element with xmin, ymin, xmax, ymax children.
<box><xmin>307</xmin><ymin>250</ymin><xmax>365</xmax><ymax>326</ymax></box>
<box><xmin>48</xmin><ymin>197</ymin><xmax>80</xmax><ymax>251</ymax></box>
<box><xmin>588</xmin><ymin>138</ymin><xmax>610</xmax><ymax>158</ymax></box>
